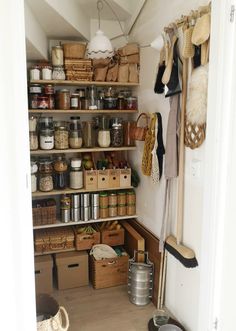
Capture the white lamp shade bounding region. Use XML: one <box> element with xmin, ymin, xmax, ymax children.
<box><xmin>87</xmin><ymin>30</ymin><xmax>114</xmax><ymax>59</ymax></box>
<box><xmin>150</xmin><ymin>35</ymin><xmax>164</xmax><ymax>51</ymax></box>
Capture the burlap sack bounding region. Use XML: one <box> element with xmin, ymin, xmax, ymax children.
<box><xmin>129</xmin><ymin>64</ymin><xmax>139</xmax><ymax>83</ymax></box>
<box><xmin>118</xmin><ymin>63</ymin><xmax>129</xmax><ymax>82</ymax></box>
<box><xmin>120</xmin><ymin>53</ymin><xmax>140</xmax><ymax>64</ymax></box>
<box><xmin>106</xmin><ymin>62</ymin><xmax>119</xmax><ymax>82</ymax></box>
<box><xmin>94</xmin><ymin>66</ymin><xmax>108</xmax><ymax>81</ymax></box>
<box><xmin>92</xmin><ymin>58</ymin><xmax>111</xmax><ymax>69</ymax></box>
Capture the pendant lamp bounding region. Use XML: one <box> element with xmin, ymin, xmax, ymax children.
<box><xmin>87</xmin><ymin>1</ymin><xmax>114</xmax><ymax>59</ymax></box>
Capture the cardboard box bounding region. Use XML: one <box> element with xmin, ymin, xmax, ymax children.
<box><xmin>83</xmin><ymin>170</ymin><xmax>98</xmax><ymax>190</ymax></box>
<box><xmin>34</xmin><ymin>255</ymin><xmax>53</xmax><ymax>294</ymax></box>
<box><xmin>97</xmin><ymin>169</ymin><xmax>109</xmax><ymax>189</ymax></box>
<box><xmin>120</xmin><ymin>168</ymin><xmax>131</xmax><ymax>187</ymax></box>
<box><xmin>109</xmin><ymin>169</ymin><xmax>120</xmax><ymax>188</ymax></box>
<box><xmin>55</xmin><ymin>251</ymin><xmax>88</xmax><ymax>290</ymax></box>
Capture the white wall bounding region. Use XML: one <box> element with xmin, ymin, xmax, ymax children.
<box><xmin>129</xmin><ymin>1</ymin><xmax>208</xmax><ymax>330</ymax></box>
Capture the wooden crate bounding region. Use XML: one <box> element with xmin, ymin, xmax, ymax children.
<box><xmin>97</xmin><ymin>169</ymin><xmax>109</xmax><ymax>189</ymax></box>
<box><xmin>109</xmin><ymin>169</ymin><xmax>120</xmax><ymax>188</ymax></box>
<box><xmin>90</xmin><ymin>254</ymin><xmax>129</xmax><ymax>289</ymax></box>
<box><xmin>98</xmin><ymin>223</ymin><xmax>124</xmax><ymax>246</ymax></box>
<box><xmin>74</xmin><ymin>226</ymin><xmax>100</xmax><ymax>251</ymax></box>
<box><xmin>34</xmin><ymin>228</ymin><xmax>74</xmax><ymax>254</ymax></box>
<box><xmin>120</xmin><ymin>168</ymin><xmax>131</xmax><ymax>187</ymax></box>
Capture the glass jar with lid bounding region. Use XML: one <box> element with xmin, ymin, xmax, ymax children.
<box><xmin>31</xmin><ymin>161</ymin><xmax>38</xmax><ymax>193</ymax></box>
<box><xmin>75</xmin><ymin>89</ymin><xmax>85</xmax><ymax>109</ymax></box>
<box><xmin>125</xmin><ymin>96</ymin><xmax>138</xmax><ymax>110</ymax></box>
<box><xmin>82</xmin><ymin>121</ymin><xmax>95</xmax><ymax>148</ymax></box>
<box><xmin>70</xmin><ymin>93</ymin><xmax>79</xmax><ymax>110</ymax></box>
<box><xmin>38</xmin><ymin>159</ymin><xmax>53</xmax><ymax>192</ymax></box>
<box><xmin>29</xmin><ymin>132</ymin><xmax>38</xmax><ymax>151</ymax></box>
<box><xmin>51</xmin><ymin>45</ymin><xmax>64</xmax><ymax>67</ymax></box>
<box><xmin>110</xmin><ymin>117</ymin><xmax>124</xmax><ymax>147</ymax></box>
<box><xmin>97</xmin><ymin>115</ymin><xmax>110</xmax><ymax>148</ymax></box>
<box><xmin>52</xmin><ymin>66</ymin><xmax>66</xmax><ymax>80</ymax></box>
<box><xmin>28</xmin><ymin>84</ymin><xmax>42</xmax><ymax>109</ymax></box>
<box><xmin>39</xmin><ymin>129</ymin><xmax>54</xmax><ymax>150</ymax></box>
<box><xmin>56</xmin><ymin>89</ymin><xmax>70</xmax><ymax>109</ymax></box>
<box><xmin>39</xmin><ymin>117</ymin><xmax>54</xmax><ymax>130</ymax></box>
<box><xmin>54</xmin><ymin>121</ymin><xmax>69</xmax><ymax>150</ymax></box>
<box><xmin>89</xmin><ymin>85</ymin><xmax>97</xmax><ymax>110</ymax></box>
<box><xmin>42</xmin><ymin>65</ymin><xmax>52</xmax><ymax>80</ymax></box>
<box><xmin>69</xmin><ymin>158</ymin><xmax>83</xmax><ymax>189</ymax></box>
<box><xmin>53</xmin><ymin>156</ymin><xmax>68</xmax><ymax>189</ymax></box>
<box><xmin>69</xmin><ymin>117</ymin><xmax>83</xmax><ymax>149</ymax></box>
<box><xmin>30</xmin><ymin>65</ymin><xmax>40</xmax><ymax>80</ymax></box>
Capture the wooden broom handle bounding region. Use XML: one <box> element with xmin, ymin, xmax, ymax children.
<box><xmin>176</xmin><ymin>58</ymin><xmax>188</xmax><ymax>245</ymax></box>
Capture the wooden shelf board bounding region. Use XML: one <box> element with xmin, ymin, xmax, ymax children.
<box><xmin>32</xmin><ymin>186</ymin><xmax>134</xmax><ymax>197</ymax></box>
<box><xmin>30</xmin><ymin>80</ymin><xmax>139</xmax><ymax>87</ymax></box>
<box><xmin>33</xmin><ymin>215</ymin><xmax>137</xmax><ymax>230</ymax></box>
<box><xmin>30</xmin><ymin>146</ymin><xmax>136</xmax><ymax>155</ymax></box>
<box><xmin>34</xmin><ymin>248</ymin><xmax>76</xmax><ymax>256</ymax></box>
<box><xmin>29</xmin><ymin>109</ymin><xmax>138</xmax><ymax>114</ymax></box>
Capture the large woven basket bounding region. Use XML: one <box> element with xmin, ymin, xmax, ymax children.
<box><xmin>63</xmin><ymin>43</ymin><xmax>87</xmax><ymax>59</ymax></box>
<box><xmin>32</xmin><ymin>199</ymin><xmax>56</xmax><ymax>226</ymax></box>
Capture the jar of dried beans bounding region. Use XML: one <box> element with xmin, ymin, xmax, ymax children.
<box><xmin>38</xmin><ymin>160</ymin><xmax>53</xmax><ymax>192</ymax></box>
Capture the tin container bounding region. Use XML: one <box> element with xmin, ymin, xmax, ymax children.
<box><xmin>61</xmin><ymin>209</ymin><xmax>70</xmax><ymax>223</ymax></box>
<box><xmin>71</xmin><ymin>194</ymin><xmax>80</xmax><ymax>208</ymax></box>
<box><xmin>91</xmin><ymin>193</ymin><xmax>99</xmax><ymax>207</ymax></box>
<box><xmin>91</xmin><ymin>206</ymin><xmax>99</xmax><ymax>220</ymax></box>
<box><xmin>81</xmin><ymin>193</ymin><xmax>90</xmax><ymax>207</ymax></box>
<box><xmin>71</xmin><ymin>208</ymin><xmax>81</xmax><ymax>222</ymax></box>
<box><xmin>81</xmin><ymin>206</ymin><xmax>90</xmax><ymax>222</ymax></box>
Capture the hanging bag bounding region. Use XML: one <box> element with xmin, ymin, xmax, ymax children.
<box><xmin>130</xmin><ymin>113</ymin><xmax>149</xmax><ymax>141</ymax></box>
<box><xmin>142</xmin><ymin>115</ymin><xmax>156</xmax><ymax>176</ymax></box>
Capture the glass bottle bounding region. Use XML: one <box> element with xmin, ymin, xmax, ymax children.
<box><xmin>89</xmin><ymin>85</ymin><xmax>97</xmax><ymax>110</ymax></box>
<box><xmin>82</xmin><ymin>121</ymin><xmax>95</xmax><ymax>148</ymax></box>
<box><xmin>69</xmin><ymin>158</ymin><xmax>83</xmax><ymax>189</ymax></box>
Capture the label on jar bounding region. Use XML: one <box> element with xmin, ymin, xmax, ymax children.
<box><xmin>40</xmin><ymin>135</ymin><xmax>54</xmax><ymax>150</ymax></box>
<box><xmin>71</xmin><ymin>97</ymin><xmax>79</xmax><ymax>108</ymax></box>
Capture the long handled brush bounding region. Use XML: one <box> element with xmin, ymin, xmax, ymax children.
<box><xmin>165</xmin><ymin>58</ymin><xmax>198</xmax><ymax>268</ymax></box>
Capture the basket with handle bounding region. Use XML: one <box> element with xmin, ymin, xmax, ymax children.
<box><xmin>130</xmin><ymin>113</ymin><xmax>149</xmax><ymax>141</ymax></box>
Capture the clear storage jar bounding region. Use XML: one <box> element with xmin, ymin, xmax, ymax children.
<box><xmin>29</xmin><ymin>131</ymin><xmax>38</xmax><ymax>151</ymax></box>
<box><xmin>31</xmin><ymin>161</ymin><xmax>38</xmax><ymax>193</ymax></box>
<box><xmin>56</xmin><ymin>89</ymin><xmax>70</xmax><ymax>109</ymax></box>
<box><xmin>54</xmin><ymin>123</ymin><xmax>69</xmax><ymax>149</ymax></box>
<box><xmin>53</xmin><ymin>156</ymin><xmax>68</xmax><ymax>190</ymax></box>
<box><xmin>98</xmin><ymin>130</ymin><xmax>111</xmax><ymax>148</ymax></box>
<box><xmin>69</xmin><ymin>158</ymin><xmax>83</xmax><ymax>189</ymax></box>
<box><xmin>52</xmin><ymin>66</ymin><xmax>65</xmax><ymax>80</ymax></box>
<box><xmin>51</xmin><ymin>46</ymin><xmax>64</xmax><ymax>67</ymax></box>
<box><xmin>39</xmin><ymin>129</ymin><xmax>54</xmax><ymax>150</ymax></box>
<box><xmin>110</xmin><ymin>119</ymin><xmax>123</xmax><ymax>147</ymax></box>
<box><xmin>38</xmin><ymin>160</ymin><xmax>53</xmax><ymax>192</ymax></box>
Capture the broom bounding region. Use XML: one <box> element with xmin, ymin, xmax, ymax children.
<box><xmin>165</xmin><ymin>58</ymin><xmax>198</xmax><ymax>268</ymax></box>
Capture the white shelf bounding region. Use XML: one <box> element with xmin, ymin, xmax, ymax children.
<box><xmin>30</xmin><ymin>146</ymin><xmax>136</xmax><ymax>155</ymax></box>
<box><xmin>33</xmin><ymin>215</ymin><xmax>137</xmax><ymax>230</ymax></box>
<box><xmin>34</xmin><ymin>248</ymin><xmax>75</xmax><ymax>256</ymax></box>
<box><xmin>29</xmin><ymin>109</ymin><xmax>138</xmax><ymax>114</ymax></box>
<box><xmin>30</xmin><ymin>79</ymin><xmax>139</xmax><ymax>87</ymax></box>
<box><xmin>32</xmin><ymin>186</ymin><xmax>134</xmax><ymax>197</ymax></box>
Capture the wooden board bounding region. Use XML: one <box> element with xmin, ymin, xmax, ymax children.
<box><xmin>121</xmin><ymin>221</ymin><xmax>145</xmax><ymax>262</ymax></box>
<box><xmin>130</xmin><ymin>220</ymin><xmax>162</xmax><ymax>307</ymax></box>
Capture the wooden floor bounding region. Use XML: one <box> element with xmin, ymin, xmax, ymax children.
<box><xmin>53</xmin><ymin>285</ymin><xmax>155</xmax><ymax>331</ymax></box>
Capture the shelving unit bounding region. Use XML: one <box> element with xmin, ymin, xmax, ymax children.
<box><xmin>33</xmin><ymin>215</ymin><xmax>137</xmax><ymax>230</ymax></box>
<box><xmin>30</xmin><ymin>79</ymin><xmax>139</xmax><ymax>87</ymax></box>
<box><xmin>29</xmin><ymin>109</ymin><xmax>138</xmax><ymax>114</ymax></box>
<box><xmin>30</xmin><ymin>146</ymin><xmax>136</xmax><ymax>155</ymax></box>
<box><xmin>32</xmin><ymin>186</ymin><xmax>134</xmax><ymax>197</ymax></box>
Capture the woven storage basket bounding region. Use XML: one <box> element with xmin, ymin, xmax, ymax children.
<box><xmin>32</xmin><ymin>199</ymin><xmax>56</xmax><ymax>226</ymax></box>
<box><xmin>34</xmin><ymin>228</ymin><xmax>75</xmax><ymax>254</ymax></box>
<box><xmin>130</xmin><ymin>113</ymin><xmax>149</xmax><ymax>141</ymax></box>
<box><xmin>63</xmin><ymin>43</ymin><xmax>87</xmax><ymax>59</ymax></box>
<box><xmin>64</xmin><ymin>59</ymin><xmax>92</xmax><ymax>72</ymax></box>
<box><xmin>66</xmin><ymin>71</ymin><xmax>93</xmax><ymax>81</ymax></box>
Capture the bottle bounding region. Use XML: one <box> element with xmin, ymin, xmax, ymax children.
<box><xmin>69</xmin><ymin>158</ymin><xmax>83</xmax><ymax>189</ymax></box>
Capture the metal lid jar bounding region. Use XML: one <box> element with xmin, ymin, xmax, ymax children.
<box><xmin>69</xmin><ymin>117</ymin><xmax>83</xmax><ymax>149</ymax></box>
<box><xmin>30</xmin><ymin>65</ymin><xmax>40</xmax><ymax>80</ymax></box>
<box><xmin>69</xmin><ymin>158</ymin><xmax>83</xmax><ymax>189</ymax></box>
<box><xmin>39</xmin><ymin>117</ymin><xmax>54</xmax><ymax>130</ymax></box>
<box><xmin>110</xmin><ymin>117</ymin><xmax>123</xmax><ymax>147</ymax></box>
<box><xmin>41</xmin><ymin>65</ymin><xmax>52</xmax><ymax>80</ymax></box>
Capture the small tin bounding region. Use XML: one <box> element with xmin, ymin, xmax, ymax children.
<box><xmin>71</xmin><ymin>208</ymin><xmax>81</xmax><ymax>222</ymax></box>
<box><xmin>91</xmin><ymin>193</ymin><xmax>99</xmax><ymax>207</ymax></box>
<box><xmin>71</xmin><ymin>194</ymin><xmax>80</xmax><ymax>208</ymax></box>
<box><xmin>81</xmin><ymin>206</ymin><xmax>90</xmax><ymax>222</ymax></box>
<box><xmin>61</xmin><ymin>209</ymin><xmax>70</xmax><ymax>223</ymax></box>
<box><xmin>81</xmin><ymin>193</ymin><xmax>90</xmax><ymax>207</ymax></box>
<box><xmin>91</xmin><ymin>206</ymin><xmax>100</xmax><ymax>220</ymax></box>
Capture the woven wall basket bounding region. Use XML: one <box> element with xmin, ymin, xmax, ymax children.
<box><xmin>184</xmin><ymin>120</ymin><xmax>206</xmax><ymax>149</ymax></box>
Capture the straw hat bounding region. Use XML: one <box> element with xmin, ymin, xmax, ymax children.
<box><xmin>191</xmin><ymin>13</ymin><xmax>211</xmax><ymax>46</ymax></box>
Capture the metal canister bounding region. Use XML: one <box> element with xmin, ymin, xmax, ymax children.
<box><xmin>71</xmin><ymin>194</ymin><xmax>80</xmax><ymax>208</ymax></box>
<box><xmin>91</xmin><ymin>206</ymin><xmax>99</xmax><ymax>220</ymax></box>
<box><xmin>71</xmin><ymin>208</ymin><xmax>81</xmax><ymax>222</ymax></box>
<box><xmin>81</xmin><ymin>206</ymin><xmax>90</xmax><ymax>222</ymax></box>
<box><xmin>81</xmin><ymin>193</ymin><xmax>90</xmax><ymax>207</ymax></box>
<box><xmin>61</xmin><ymin>209</ymin><xmax>70</xmax><ymax>223</ymax></box>
<box><xmin>91</xmin><ymin>193</ymin><xmax>99</xmax><ymax>207</ymax></box>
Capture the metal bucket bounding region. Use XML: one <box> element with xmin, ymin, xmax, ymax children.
<box><xmin>128</xmin><ymin>250</ymin><xmax>153</xmax><ymax>306</ymax></box>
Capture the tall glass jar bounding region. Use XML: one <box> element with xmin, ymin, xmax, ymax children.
<box><xmin>82</xmin><ymin>121</ymin><xmax>95</xmax><ymax>148</ymax></box>
<box><xmin>110</xmin><ymin>118</ymin><xmax>123</xmax><ymax>147</ymax></box>
<box><xmin>53</xmin><ymin>156</ymin><xmax>68</xmax><ymax>189</ymax></box>
<box><xmin>89</xmin><ymin>85</ymin><xmax>97</xmax><ymax>110</ymax></box>
<box><xmin>39</xmin><ymin>117</ymin><xmax>54</xmax><ymax>130</ymax></box>
<box><xmin>69</xmin><ymin>158</ymin><xmax>83</xmax><ymax>189</ymax></box>
<box><xmin>69</xmin><ymin>117</ymin><xmax>83</xmax><ymax>149</ymax></box>
<box><xmin>38</xmin><ymin>159</ymin><xmax>53</xmax><ymax>192</ymax></box>
<box><xmin>51</xmin><ymin>45</ymin><xmax>64</xmax><ymax>67</ymax></box>
<box><xmin>31</xmin><ymin>161</ymin><xmax>38</xmax><ymax>193</ymax></box>
<box><xmin>54</xmin><ymin>122</ymin><xmax>69</xmax><ymax>149</ymax></box>
<box><xmin>97</xmin><ymin>116</ymin><xmax>110</xmax><ymax>148</ymax></box>
<box><xmin>29</xmin><ymin>116</ymin><xmax>38</xmax><ymax>150</ymax></box>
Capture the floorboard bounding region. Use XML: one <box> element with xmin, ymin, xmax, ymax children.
<box><xmin>53</xmin><ymin>285</ymin><xmax>155</xmax><ymax>331</ymax></box>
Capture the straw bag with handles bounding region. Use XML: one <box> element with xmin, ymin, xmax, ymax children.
<box><xmin>130</xmin><ymin>113</ymin><xmax>149</xmax><ymax>141</ymax></box>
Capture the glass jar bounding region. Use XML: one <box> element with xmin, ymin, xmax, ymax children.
<box><xmin>54</xmin><ymin>123</ymin><xmax>69</xmax><ymax>149</ymax></box>
<box><xmin>44</xmin><ymin>84</ymin><xmax>54</xmax><ymax>95</ymax></box>
<box><xmin>56</xmin><ymin>89</ymin><xmax>70</xmax><ymax>109</ymax></box>
<box><xmin>51</xmin><ymin>45</ymin><xmax>64</xmax><ymax>66</ymax></box>
<box><xmin>98</xmin><ymin>130</ymin><xmax>111</xmax><ymax>148</ymax></box>
<box><xmin>97</xmin><ymin>90</ymin><xmax>105</xmax><ymax>110</ymax></box>
<box><xmin>38</xmin><ymin>160</ymin><xmax>53</xmax><ymax>192</ymax></box>
<box><xmin>110</xmin><ymin>118</ymin><xmax>123</xmax><ymax>147</ymax></box>
<box><xmin>123</xmin><ymin>121</ymin><xmax>135</xmax><ymax>146</ymax></box>
<box><xmin>99</xmin><ymin>192</ymin><xmax>109</xmax><ymax>208</ymax></box>
<box><xmin>29</xmin><ymin>116</ymin><xmax>37</xmax><ymax>132</ymax></box>
<box><xmin>31</xmin><ymin>161</ymin><xmax>38</xmax><ymax>193</ymax></box>
<box><xmin>82</xmin><ymin>121</ymin><xmax>95</xmax><ymax>148</ymax></box>
<box><xmin>42</xmin><ymin>65</ymin><xmax>52</xmax><ymax>80</ymax></box>
<box><xmin>53</xmin><ymin>156</ymin><xmax>68</xmax><ymax>189</ymax></box>
<box><xmin>117</xmin><ymin>95</ymin><xmax>125</xmax><ymax>110</ymax></box>
<box><xmin>52</xmin><ymin>65</ymin><xmax>65</xmax><ymax>80</ymax></box>
<box><xmin>108</xmin><ymin>192</ymin><xmax>117</xmax><ymax>206</ymax></box>
<box><xmin>125</xmin><ymin>96</ymin><xmax>138</xmax><ymax>110</ymax></box>
<box><xmin>39</xmin><ymin>117</ymin><xmax>54</xmax><ymax>130</ymax></box>
<box><xmin>117</xmin><ymin>191</ymin><xmax>126</xmax><ymax>205</ymax></box>
<box><xmin>29</xmin><ymin>131</ymin><xmax>38</xmax><ymax>151</ymax></box>
<box><xmin>29</xmin><ymin>84</ymin><xmax>42</xmax><ymax>94</ymax></box>
<box><xmin>89</xmin><ymin>85</ymin><xmax>97</xmax><ymax>110</ymax></box>
<box><xmin>69</xmin><ymin>158</ymin><xmax>83</xmax><ymax>189</ymax></box>
<box><xmin>109</xmin><ymin>205</ymin><xmax>117</xmax><ymax>217</ymax></box>
<box><xmin>126</xmin><ymin>190</ymin><xmax>136</xmax><ymax>216</ymax></box>
<box><xmin>39</xmin><ymin>129</ymin><xmax>54</xmax><ymax>150</ymax></box>
<box><xmin>70</xmin><ymin>93</ymin><xmax>79</xmax><ymax>110</ymax></box>
<box><xmin>29</xmin><ymin>94</ymin><xmax>40</xmax><ymax>109</ymax></box>
<box><xmin>69</xmin><ymin>117</ymin><xmax>83</xmax><ymax>149</ymax></box>
<box><xmin>119</xmin><ymin>89</ymin><xmax>132</xmax><ymax>98</ymax></box>
<box><xmin>75</xmin><ymin>88</ymin><xmax>85</xmax><ymax>109</ymax></box>
<box><xmin>104</xmin><ymin>97</ymin><xmax>117</xmax><ymax>110</ymax></box>
<box><xmin>37</xmin><ymin>96</ymin><xmax>49</xmax><ymax>109</ymax></box>
<box><xmin>30</xmin><ymin>65</ymin><xmax>40</xmax><ymax>80</ymax></box>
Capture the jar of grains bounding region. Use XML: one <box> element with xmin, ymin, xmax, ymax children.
<box><xmin>39</xmin><ymin>129</ymin><xmax>54</xmax><ymax>150</ymax></box>
<box><xmin>110</xmin><ymin>118</ymin><xmax>123</xmax><ymax>147</ymax></box>
<box><xmin>52</xmin><ymin>66</ymin><xmax>65</xmax><ymax>80</ymax></box>
<box><xmin>51</xmin><ymin>45</ymin><xmax>64</xmax><ymax>66</ymax></box>
<box><xmin>69</xmin><ymin>116</ymin><xmax>83</xmax><ymax>149</ymax></box>
<box><xmin>29</xmin><ymin>131</ymin><xmax>38</xmax><ymax>151</ymax></box>
<box><xmin>54</xmin><ymin>122</ymin><xmax>69</xmax><ymax>149</ymax></box>
<box><xmin>38</xmin><ymin>160</ymin><xmax>53</xmax><ymax>192</ymax></box>
<box><xmin>56</xmin><ymin>89</ymin><xmax>70</xmax><ymax>109</ymax></box>
<box><xmin>30</xmin><ymin>65</ymin><xmax>40</xmax><ymax>80</ymax></box>
<box><xmin>42</xmin><ymin>65</ymin><xmax>52</xmax><ymax>80</ymax></box>
<box><xmin>126</xmin><ymin>190</ymin><xmax>136</xmax><ymax>215</ymax></box>
<box><xmin>69</xmin><ymin>158</ymin><xmax>83</xmax><ymax>189</ymax></box>
<box><xmin>31</xmin><ymin>161</ymin><xmax>38</xmax><ymax>193</ymax></box>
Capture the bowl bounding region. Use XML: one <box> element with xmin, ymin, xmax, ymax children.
<box><xmin>159</xmin><ymin>324</ymin><xmax>183</xmax><ymax>331</ymax></box>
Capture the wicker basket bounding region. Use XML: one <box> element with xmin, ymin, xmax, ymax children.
<box><xmin>32</xmin><ymin>199</ymin><xmax>56</xmax><ymax>226</ymax></box>
<box><xmin>63</xmin><ymin>43</ymin><xmax>87</xmax><ymax>59</ymax></box>
<box><xmin>34</xmin><ymin>228</ymin><xmax>75</xmax><ymax>254</ymax></box>
<box><xmin>64</xmin><ymin>59</ymin><xmax>92</xmax><ymax>72</ymax></box>
<box><xmin>66</xmin><ymin>71</ymin><xmax>93</xmax><ymax>81</ymax></box>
